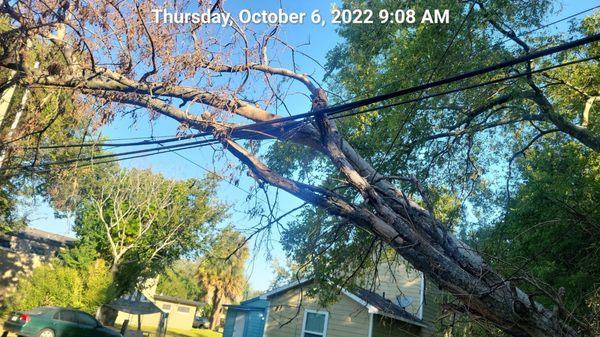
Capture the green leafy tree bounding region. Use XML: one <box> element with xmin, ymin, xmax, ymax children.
<box><xmin>197</xmin><ymin>227</ymin><xmax>249</xmax><ymax>331</ymax></box>
<box><xmin>271</xmin><ymin>3</ymin><xmax>600</xmax><ymax>334</ymax></box>
<box><xmin>3</xmin><ymin>0</ymin><xmax>599</xmax><ymax>334</ymax></box>
<box><xmin>7</xmin><ymin>259</ymin><xmax>117</xmax><ymax>314</ymax></box>
<box><xmin>156</xmin><ymin>260</ymin><xmax>204</xmax><ymax>301</ymax></box>
<box><xmin>73</xmin><ymin>168</ymin><xmax>224</xmax><ymax>293</ymax></box>
<box><xmin>0</xmin><ymin>16</ymin><xmax>101</xmax><ymax>232</ymax></box>
<box><xmin>477</xmin><ymin>141</ymin><xmax>599</xmax><ymax>323</ymax></box>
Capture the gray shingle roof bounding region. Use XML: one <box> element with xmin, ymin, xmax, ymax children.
<box><xmin>18</xmin><ymin>227</ymin><xmax>76</xmax><ymax>246</ymax></box>
<box><xmin>353</xmin><ymin>287</ymin><xmax>422</xmax><ymax>323</ymax></box>
<box><xmin>107</xmin><ymin>297</ymin><xmax>163</xmax><ymax>315</ymax></box>
<box><xmin>154</xmin><ymin>295</ymin><xmax>203</xmax><ymax>307</ymax></box>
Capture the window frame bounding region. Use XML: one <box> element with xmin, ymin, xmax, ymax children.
<box><xmin>30</xmin><ymin>244</ymin><xmax>47</xmax><ymax>256</ymax></box>
<box><xmin>56</xmin><ymin>310</ymin><xmax>78</xmax><ymax>324</ymax></box>
<box><xmin>301</xmin><ymin>309</ymin><xmax>329</xmax><ymax>337</ymax></box>
<box><xmin>76</xmin><ymin>311</ymin><xmax>99</xmax><ymax>327</ymax></box>
<box><xmin>177</xmin><ymin>306</ymin><xmax>190</xmax><ymax>313</ymax></box>
<box><xmin>0</xmin><ymin>237</ymin><xmax>12</xmax><ymax>249</ymax></box>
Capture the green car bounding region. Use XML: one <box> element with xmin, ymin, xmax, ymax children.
<box><xmin>2</xmin><ymin>307</ymin><xmax>121</xmax><ymax>337</ymax></box>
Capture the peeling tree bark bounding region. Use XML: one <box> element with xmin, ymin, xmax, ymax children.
<box><xmin>311</xmin><ymin>111</ymin><xmax>582</xmax><ymax>337</ymax></box>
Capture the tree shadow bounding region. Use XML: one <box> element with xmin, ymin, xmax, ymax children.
<box><xmin>0</xmin><ymin>248</ymin><xmax>42</xmax><ymax>308</ymax></box>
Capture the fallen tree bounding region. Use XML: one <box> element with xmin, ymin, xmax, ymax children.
<box><xmin>0</xmin><ymin>0</ymin><xmax>597</xmax><ymax>335</ymax></box>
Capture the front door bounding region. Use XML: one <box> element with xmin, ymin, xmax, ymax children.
<box><xmin>232</xmin><ymin>312</ymin><xmax>246</xmax><ymax>337</ymax></box>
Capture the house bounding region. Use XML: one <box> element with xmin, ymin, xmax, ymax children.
<box><xmin>111</xmin><ymin>278</ymin><xmax>202</xmax><ymax>331</ymax></box>
<box><xmin>145</xmin><ymin>295</ymin><xmax>201</xmax><ymax>329</ymax></box>
<box><xmin>223</xmin><ymin>259</ymin><xmax>440</xmax><ymax>337</ymax></box>
<box><xmin>0</xmin><ymin>227</ymin><xmax>76</xmax><ymax>303</ymax></box>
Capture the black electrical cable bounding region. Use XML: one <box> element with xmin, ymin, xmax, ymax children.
<box><xmin>331</xmin><ymin>55</ymin><xmax>599</xmax><ymax>120</ymax></box>
<box><xmin>323</xmin><ymin>33</ymin><xmax>600</xmax><ymax>118</ymax></box>
<box><xmin>19</xmin><ymin>33</ymin><xmax>600</xmax><ymax>152</ymax></box>
<box><xmin>2</xmin><ymin>138</ymin><xmax>221</xmax><ymax>170</ymax></box>
<box><xmin>23</xmin><ymin>131</ymin><xmax>212</xmax><ymax>150</ymax></box>
<box><xmin>245</xmin><ymin>32</ymin><xmax>600</xmax><ymax>129</ymax></box>
<box><xmin>11</xmin><ymin>54</ymin><xmax>595</xmax><ymax>172</ymax></box>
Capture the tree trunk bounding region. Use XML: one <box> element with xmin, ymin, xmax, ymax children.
<box><xmin>209</xmin><ymin>288</ymin><xmax>223</xmax><ymax>331</ymax></box>
<box><xmin>221</xmin><ymin>111</ymin><xmax>586</xmax><ymax>337</ymax></box>
<box><xmin>110</xmin><ymin>260</ymin><xmax>119</xmax><ymax>278</ymax></box>
<box><xmin>0</xmin><ymin>21</ymin><xmax>585</xmax><ymax>335</ymax></box>
<box><xmin>528</xmin><ymin>89</ymin><xmax>600</xmax><ymax>151</ymax></box>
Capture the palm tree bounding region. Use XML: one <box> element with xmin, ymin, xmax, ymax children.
<box><xmin>197</xmin><ymin>227</ymin><xmax>249</xmax><ymax>331</ymax></box>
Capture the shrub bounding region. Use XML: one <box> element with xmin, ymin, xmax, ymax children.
<box><xmin>6</xmin><ymin>259</ymin><xmax>117</xmax><ymax>314</ymax></box>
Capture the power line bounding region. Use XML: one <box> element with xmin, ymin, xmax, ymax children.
<box><xmin>2</xmin><ymin>137</ymin><xmax>221</xmax><ymax>171</ymax></box>
<box><xmin>321</xmin><ymin>32</ymin><xmax>600</xmax><ymax>118</ymax></box>
<box><xmin>5</xmin><ymin>33</ymin><xmax>600</xmax><ymax>170</ymax></box>
<box><xmin>91</xmin><ymin>133</ymin><xmax>179</xmax><ymax>141</ymax></box>
<box><xmin>16</xmin><ymin>32</ymin><xmax>600</xmax><ymax>154</ymax></box>
<box><xmin>9</xmin><ymin>54</ymin><xmax>595</xmax><ymax>173</ymax></box>
<box><xmin>13</xmin><ymin>141</ymin><xmax>214</xmax><ymax>173</ymax></box>
<box><xmin>21</xmin><ymin>131</ymin><xmax>211</xmax><ymax>150</ymax></box>
<box><xmin>243</xmin><ymin>31</ymin><xmax>600</xmax><ymax>131</ymax></box>
<box><xmin>23</xmin><ymin>137</ymin><xmax>266</xmax><ymax>204</ymax></box>
<box><xmin>331</xmin><ymin>55</ymin><xmax>598</xmax><ymax>120</ymax></box>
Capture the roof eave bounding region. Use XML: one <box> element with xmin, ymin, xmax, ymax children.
<box><xmin>340</xmin><ymin>289</ymin><xmax>428</xmax><ymax>328</ymax></box>
<box><xmin>259</xmin><ymin>278</ymin><xmax>311</xmax><ymax>300</ymax></box>
<box><xmin>252</xmin><ymin>279</ymin><xmax>429</xmax><ymax>329</ymax></box>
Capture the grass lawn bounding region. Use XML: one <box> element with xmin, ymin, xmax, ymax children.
<box><xmin>1</xmin><ymin>319</ymin><xmax>221</xmax><ymax>337</ymax></box>
<box><xmin>132</xmin><ymin>325</ymin><xmax>222</xmax><ymax>337</ymax></box>
<box><xmin>164</xmin><ymin>327</ymin><xmax>222</xmax><ymax>337</ymax></box>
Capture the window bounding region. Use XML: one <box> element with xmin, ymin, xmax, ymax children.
<box><xmin>0</xmin><ymin>238</ymin><xmax>12</xmax><ymax>249</ymax></box>
<box><xmin>177</xmin><ymin>306</ymin><xmax>190</xmax><ymax>313</ymax></box>
<box><xmin>57</xmin><ymin>310</ymin><xmax>78</xmax><ymax>324</ymax></box>
<box><xmin>30</xmin><ymin>245</ymin><xmax>47</xmax><ymax>256</ymax></box>
<box><xmin>162</xmin><ymin>304</ymin><xmax>171</xmax><ymax>311</ymax></box>
<box><xmin>77</xmin><ymin>312</ymin><xmax>98</xmax><ymax>327</ymax></box>
<box><xmin>301</xmin><ymin>310</ymin><xmax>328</xmax><ymax>337</ymax></box>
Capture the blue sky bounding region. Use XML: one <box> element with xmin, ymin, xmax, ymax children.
<box><xmin>23</xmin><ymin>0</ymin><xmax>599</xmax><ymax>293</ymax></box>
<box><xmin>25</xmin><ymin>0</ymin><xmax>341</xmax><ymax>292</ymax></box>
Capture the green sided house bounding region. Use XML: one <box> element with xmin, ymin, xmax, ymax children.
<box><xmin>223</xmin><ymin>260</ymin><xmax>440</xmax><ymax>337</ymax></box>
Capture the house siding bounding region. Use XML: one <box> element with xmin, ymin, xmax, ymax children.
<box><xmin>420</xmin><ymin>278</ymin><xmax>442</xmax><ymax>336</ymax></box>
<box><xmin>371</xmin><ymin>277</ymin><xmax>442</xmax><ymax>337</ymax></box>
<box><xmin>371</xmin><ymin>314</ymin><xmax>423</xmax><ymax>337</ymax></box>
<box><xmin>265</xmin><ymin>286</ymin><xmax>370</xmax><ymax>337</ymax></box>
<box><xmin>0</xmin><ymin>228</ymin><xmax>74</xmax><ymax>304</ymax></box>
<box><xmin>373</xmin><ymin>260</ymin><xmax>422</xmax><ymax>317</ymax></box>
<box><xmin>223</xmin><ymin>257</ymin><xmax>443</xmax><ymax>337</ymax></box>
<box><xmin>114</xmin><ymin>299</ymin><xmax>196</xmax><ymax>330</ymax></box>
